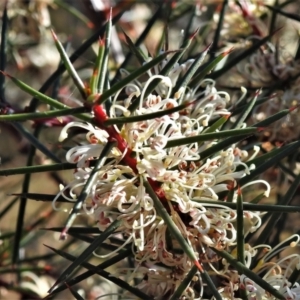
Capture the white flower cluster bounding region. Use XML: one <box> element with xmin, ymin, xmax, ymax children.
<box><xmin>54</xmin><ymin>54</ymin><xmax>300</xmax><ymax>299</ymax></box>
<box><xmin>236</xmin><ymin>43</ymin><xmax>300</xmax><ymax>142</ymax></box>
<box><xmin>209</xmin><ymin>0</ymin><xmax>274</xmax><ymax>43</ymax></box>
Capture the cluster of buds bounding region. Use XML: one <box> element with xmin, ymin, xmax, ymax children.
<box><xmin>243</xmin><ymin>45</ymin><xmax>300</xmax><ymax>142</ymax></box>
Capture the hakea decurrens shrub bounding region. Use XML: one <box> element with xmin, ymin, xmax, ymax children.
<box><xmin>3</xmin><ymin>2</ymin><xmax>300</xmax><ymax>299</ymax></box>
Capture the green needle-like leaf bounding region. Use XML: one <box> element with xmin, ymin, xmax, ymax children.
<box><xmin>165</xmin><ymin>127</ymin><xmax>258</xmax><ymax>149</ymax></box>
<box><xmin>19</xmin><ymin>253</ymin><xmax>55</xmax><ymax>263</ymax></box>
<box><xmin>232</xmin><ymin>89</ymin><xmax>260</xmax><ymax>129</ymax></box>
<box><xmin>0</xmin><ymin>106</ymin><xmax>89</xmax><ymax>122</ymax></box>
<box><xmin>0</xmin><ymin>197</ymin><xmax>18</xmax><ymax>219</ymax></box>
<box><xmin>198</xmin><ymin>135</ymin><xmax>248</xmax><ymax>162</ymax></box>
<box><xmin>169</xmin><ymin>3</ymin><xmax>192</xmax><ymax>22</ymax></box>
<box><xmin>266</xmin><ymin>4</ymin><xmax>300</xmax><ymax>23</ymax></box>
<box><xmin>2</xmin><ymin>72</ymin><xmax>91</xmax><ymax>123</ymax></box>
<box><xmin>295</xmin><ymin>36</ymin><xmax>300</xmax><ymax>60</ymax></box>
<box><xmin>236</xmin><ymin>188</ymin><xmax>246</xmax><ymax>266</ymax></box>
<box><xmin>201</xmin><ymin>270</ymin><xmax>222</xmax><ymax>300</ymax></box>
<box><xmin>212</xmin><ymin>248</ymin><xmax>285</xmax><ymax>299</ymax></box>
<box><xmin>48</xmin><ymin>219</ymin><xmax>122</xmax><ymax>293</ymax></box>
<box><xmin>278</xmin><ymin>157</ymin><xmax>298</xmax><ymax>178</ymax></box>
<box><xmin>288</xmin><ymin>267</ymin><xmax>300</xmax><ymax>286</ymax></box>
<box><xmin>98</xmin><ymin>50</ymin><xmax>178</xmax><ymax>105</ymax></box>
<box><xmin>242</xmin><ymin>146</ymin><xmax>284</xmax><ymax>170</ymax></box>
<box><xmin>0</xmin><ymin>266</ymin><xmax>48</xmax><ymax>274</ymax></box>
<box><xmin>104</xmin><ymin>101</ymin><xmax>190</xmax><ymax>126</ymax></box>
<box><xmin>3</xmin><ymin>3</ymin><xmax>300</xmax><ymax>300</ymax></box>
<box><xmin>97</xmin><ymin>11</ymin><xmax>112</xmax><ymax>94</ymax></box>
<box><xmin>190</xmin><ymin>48</ymin><xmax>232</xmax><ymax>88</ymax></box>
<box><xmin>45</xmin><ymin>245</ymin><xmax>152</xmax><ymax>299</ymax></box>
<box><xmin>0</xmin><ymin>231</ymin><xmax>15</xmax><ymax>240</ymax></box>
<box><xmin>155</xmin><ymin>23</ymin><xmax>167</xmax><ymax>56</ymax></box>
<box><xmin>268</xmin><ymin>0</ymin><xmax>279</xmax><ymax>36</ymax></box>
<box><xmin>112</xmin><ymin>3</ymin><xmax>163</xmax><ymax>84</ymax></box>
<box><xmin>230</xmin><ymin>94</ymin><xmax>270</xmax><ymax>116</ymax></box>
<box><xmin>191</xmin><ymin>199</ymin><xmax>300</xmax><ymax>213</ymax></box>
<box><xmin>199</xmin><ymin>107</ymin><xmax>293</xmax><ymax>162</ymax></box>
<box><xmin>203</xmin><ymin>115</ymin><xmax>229</xmax><ymax>134</ymax></box>
<box><xmin>66</xmin><ymin>284</ymin><xmax>84</xmax><ymax>300</ymax></box>
<box><xmin>210</xmin><ymin>0</ymin><xmax>228</xmax><ymax>58</ymax></box>
<box><xmin>254</xmin><ymin>107</ymin><xmax>293</xmax><ymax>127</ymax></box>
<box><xmin>249</xmin><ymin>193</ymin><xmax>265</xmax><ymax>204</ymax></box>
<box><xmin>90</xmin><ymin>38</ymin><xmax>105</xmax><ymax>95</ymax></box>
<box><xmin>210</xmin><ymin>30</ymin><xmax>279</xmax><ymax>79</ymax></box>
<box><xmin>69</xmin><ymin>235</ymin><xmax>121</xmax><ymax>252</ymax></box>
<box><xmin>163</xmin><ymin>29</ymin><xmax>198</xmax><ymax>76</ymax></box>
<box><xmin>28</xmin><ymin>8</ymin><xmax>129</xmax><ymax>111</ymax></box>
<box><xmin>175</xmin><ymin>43</ymin><xmax>211</xmax><ymax>92</ymax></box>
<box><xmin>0</xmin><ymin>162</ymin><xmax>76</xmax><ymax>176</ymax></box>
<box><xmin>20</xmin><ymin>238</ymin><xmax>75</xmax><ymax>263</ymax></box>
<box><xmin>12</xmin><ymin>122</ymin><xmax>61</xmax><ymax>163</ymax></box>
<box><xmin>51</xmin><ymin>30</ymin><xmax>86</xmax><ymax>99</ymax></box>
<box><xmin>43</xmin><ymin>226</ymin><xmax>101</xmax><ymax>235</ymax></box>
<box><xmin>226</xmin><ymin>188</ymin><xmax>235</xmax><ymax>203</ymax></box>
<box><xmin>142</xmin><ymin>29</ymin><xmax>198</xmax><ymax>102</ymax></box>
<box><xmin>54</xmin><ymin>0</ymin><xmax>94</xmax><ymax>29</ymax></box>
<box><xmin>144</xmin><ymin>178</ymin><xmax>203</xmax><ymax>273</ymax></box>
<box><xmin>43</xmin><ymin>229</ymin><xmax>125</xmax><ymax>251</ymax></box>
<box><xmin>239</xmin><ymin>141</ymin><xmax>300</xmax><ymax>186</ymax></box>
<box><xmin>12</xmin><ymin>126</ymin><xmax>42</xmax><ymax>265</ymax></box>
<box><xmin>253</xmin><ymin>171</ymin><xmax>300</xmax><ymax>248</ymax></box>
<box><xmin>182</xmin><ymin>5</ymin><xmax>196</xmax><ymax>45</ymax></box>
<box><xmin>122</xmin><ymin>30</ymin><xmax>148</xmax><ymax>65</ymax></box>
<box><xmin>170</xmin><ymin>265</ymin><xmax>198</xmax><ymax>300</ymax></box>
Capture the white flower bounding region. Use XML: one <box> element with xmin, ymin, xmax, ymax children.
<box><xmin>228</xmin><ymin>43</ymin><xmax>300</xmax><ymax>142</ymax></box>
<box><xmin>20</xmin><ymin>272</ymin><xmax>54</xmax><ymax>298</ymax></box>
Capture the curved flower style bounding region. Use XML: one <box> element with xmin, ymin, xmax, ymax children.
<box><xmin>54</xmin><ymin>53</ymin><xmax>288</xmax><ymax>299</ymax></box>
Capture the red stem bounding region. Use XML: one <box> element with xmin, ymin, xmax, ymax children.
<box><xmin>93</xmin><ymin>104</ymin><xmax>167</xmax><ymax>200</ymax></box>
